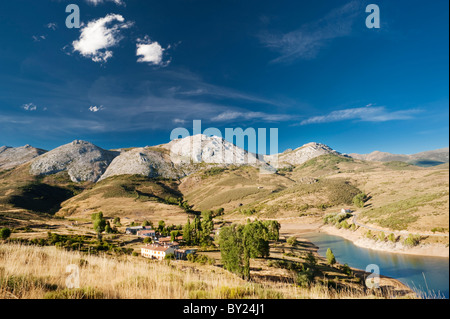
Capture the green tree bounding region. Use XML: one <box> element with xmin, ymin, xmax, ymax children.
<box><xmin>158</xmin><ymin>220</ymin><xmax>166</xmax><ymax>232</ymax></box>
<box><xmin>353</xmin><ymin>193</ymin><xmax>368</xmax><ymax>208</ymax></box>
<box><xmin>0</xmin><ymin>227</ymin><xmax>11</xmax><ymax>240</ymax></box>
<box><xmin>92</xmin><ymin>213</ymin><xmax>106</xmax><ymax>232</ymax></box>
<box><xmin>171</xmin><ymin>230</ymin><xmax>181</xmax><ymax>242</ymax></box>
<box><xmin>143</xmin><ymin>237</ymin><xmax>152</xmax><ymax>244</ymax></box>
<box><xmin>263</xmin><ymin>220</ymin><xmax>281</xmax><ymax>241</ymax></box>
<box><xmin>200</xmin><ymin>211</ymin><xmax>214</xmax><ymax>246</ymax></box>
<box><xmin>326</xmin><ymin>248</ymin><xmax>336</xmax><ymax>265</ymax></box>
<box><xmin>243</xmin><ymin>220</ymin><xmax>270</xmax><ymax>258</ymax></box>
<box><xmin>183</xmin><ymin>218</ymin><xmax>192</xmax><ymax>245</ymax></box>
<box><xmin>142</xmin><ymin>220</ymin><xmax>152</xmax><ymax>227</ymax></box>
<box><xmin>219</xmin><ymin>225</ymin><xmax>247</xmax><ymax>279</ymax></box>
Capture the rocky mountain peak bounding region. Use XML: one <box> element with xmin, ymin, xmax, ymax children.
<box><xmin>29</xmin><ymin>141</ymin><xmax>120</xmax><ymax>182</ymax></box>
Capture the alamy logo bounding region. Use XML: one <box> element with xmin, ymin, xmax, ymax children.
<box><xmin>366</xmin><ymin>4</ymin><xmax>381</xmax><ymax>29</ymax></box>
<box><xmin>66</xmin><ymin>264</ymin><xmax>80</xmax><ymax>289</ymax></box>
<box><xmin>66</xmin><ymin>4</ymin><xmax>81</xmax><ymax>29</ymax></box>
<box><xmin>170</xmin><ymin>120</ymin><xmax>279</xmax><ymax>174</ymax></box>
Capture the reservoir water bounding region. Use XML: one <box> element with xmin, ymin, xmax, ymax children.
<box><xmin>302</xmin><ymin>232</ymin><xmax>449</xmax><ymax>298</ymax></box>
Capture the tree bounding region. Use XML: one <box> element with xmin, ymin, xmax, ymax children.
<box><xmin>200</xmin><ymin>211</ymin><xmax>214</xmax><ymax>246</ymax></box>
<box><xmin>326</xmin><ymin>248</ymin><xmax>336</xmax><ymax>265</ymax></box>
<box><xmin>158</xmin><ymin>220</ymin><xmax>166</xmax><ymax>232</ymax></box>
<box><xmin>142</xmin><ymin>220</ymin><xmax>152</xmax><ymax>227</ymax></box>
<box><xmin>92</xmin><ymin>212</ymin><xmax>106</xmax><ymax>238</ymax></box>
<box><xmin>219</xmin><ymin>221</ymin><xmax>271</xmax><ymax>281</ymax></box>
<box><xmin>143</xmin><ymin>237</ymin><xmax>152</xmax><ymax>244</ymax></box>
<box><xmin>0</xmin><ymin>227</ymin><xmax>11</xmax><ymax>240</ymax></box>
<box><xmin>171</xmin><ymin>230</ymin><xmax>181</xmax><ymax>242</ymax></box>
<box><xmin>113</xmin><ymin>217</ymin><xmax>121</xmax><ymax>226</ymax></box>
<box><xmin>353</xmin><ymin>193</ymin><xmax>368</xmax><ymax>208</ymax></box>
<box><xmin>183</xmin><ymin>218</ymin><xmax>192</xmax><ymax>245</ymax></box>
<box><xmin>243</xmin><ymin>221</ymin><xmax>270</xmax><ymax>258</ymax></box>
<box><xmin>263</xmin><ymin>220</ymin><xmax>281</xmax><ymax>241</ymax></box>
<box><xmin>219</xmin><ymin>225</ymin><xmax>247</xmax><ymax>279</ymax></box>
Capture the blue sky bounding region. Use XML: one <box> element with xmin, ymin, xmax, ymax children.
<box><xmin>0</xmin><ymin>0</ymin><xmax>448</xmax><ymax>155</ymax></box>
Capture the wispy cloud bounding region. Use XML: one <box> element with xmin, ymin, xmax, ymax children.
<box><xmin>72</xmin><ymin>14</ymin><xmax>133</xmax><ymax>63</ymax></box>
<box><xmin>299</xmin><ymin>106</ymin><xmax>421</xmax><ymax>125</ymax></box>
<box><xmin>46</xmin><ymin>23</ymin><xmax>58</xmax><ymax>31</ymax></box>
<box><xmin>211</xmin><ymin>111</ymin><xmax>293</xmax><ymax>123</ymax></box>
<box><xmin>32</xmin><ymin>35</ymin><xmax>46</xmax><ymax>42</ymax></box>
<box><xmin>260</xmin><ymin>1</ymin><xmax>362</xmax><ymax>63</ymax></box>
<box><xmin>85</xmin><ymin>0</ymin><xmax>125</xmax><ymax>6</ymax></box>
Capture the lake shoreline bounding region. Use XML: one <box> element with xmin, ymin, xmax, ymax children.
<box><xmin>320</xmin><ymin>225</ymin><xmax>450</xmax><ymax>258</ymax></box>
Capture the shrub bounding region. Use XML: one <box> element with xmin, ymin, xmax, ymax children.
<box><xmin>377</xmin><ymin>232</ymin><xmax>386</xmax><ymax>242</ymax></box>
<box><xmin>0</xmin><ymin>228</ymin><xmax>11</xmax><ymax>240</ymax></box>
<box><xmin>296</xmin><ymin>269</ymin><xmax>314</xmax><ymax>288</ymax></box>
<box><xmin>388</xmin><ymin>233</ymin><xmax>397</xmax><ymax>243</ymax></box>
<box><xmin>341</xmin><ymin>264</ymin><xmax>352</xmax><ymax>276</ymax></box>
<box><xmin>287</xmin><ymin>236</ymin><xmax>297</xmax><ymax>247</ymax></box>
<box><xmin>403</xmin><ymin>234</ymin><xmax>421</xmax><ymax>247</ymax></box>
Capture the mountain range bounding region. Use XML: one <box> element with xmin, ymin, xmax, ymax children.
<box><xmin>0</xmin><ymin>135</ymin><xmax>448</xmax><ymax>182</ymax></box>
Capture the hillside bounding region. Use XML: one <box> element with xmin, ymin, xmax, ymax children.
<box><xmin>350</xmin><ymin>147</ymin><xmax>449</xmax><ymax>167</ymax></box>
<box><xmin>57</xmin><ymin>174</ymin><xmax>189</xmax><ymax>225</ymax></box>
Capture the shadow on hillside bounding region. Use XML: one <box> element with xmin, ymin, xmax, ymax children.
<box><xmin>7</xmin><ymin>183</ymin><xmax>75</xmax><ymax>215</ymax></box>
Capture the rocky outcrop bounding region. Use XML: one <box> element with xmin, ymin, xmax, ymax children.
<box><xmin>29</xmin><ymin>140</ymin><xmax>119</xmax><ymax>182</ymax></box>
<box><xmin>0</xmin><ymin>145</ymin><xmax>47</xmax><ymax>171</ymax></box>
<box><xmin>265</xmin><ymin>142</ymin><xmax>341</xmax><ymax>166</ymax></box>
<box><xmin>98</xmin><ymin>147</ymin><xmax>182</xmax><ymax>181</ymax></box>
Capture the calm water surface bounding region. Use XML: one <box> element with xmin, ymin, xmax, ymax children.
<box><xmin>302</xmin><ymin>232</ymin><xmax>449</xmax><ymax>298</ymax></box>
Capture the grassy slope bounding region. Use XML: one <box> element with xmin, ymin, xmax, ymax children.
<box><xmin>0</xmin><ymin>241</ymin><xmax>413</xmax><ymax>299</ymax></box>
<box><xmin>57</xmin><ymin>175</ymin><xmax>190</xmax><ymax>225</ymax></box>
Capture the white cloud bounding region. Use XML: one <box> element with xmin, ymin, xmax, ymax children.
<box><xmin>85</xmin><ymin>0</ymin><xmax>125</xmax><ymax>6</ymax></box>
<box><xmin>136</xmin><ymin>36</ymin><xmax>169</xmax><ymax>66</ymax></box>
<box><xmin>72</xmin><ymin>14</ymin><xmax>133</xmax><ymax>63</ymax></box>
<box><xmin>22</xmin><ymin>103</ymin><xmax>38</xmax><ymax>111</ymax></box>
<box><xmin>89</xmin><ymin>105</ymin><xmax>105</xmax><ymax>112</ymax></box>
<box><xmin>300</xmin><ymin>106</ymin><xmax>420</xmax><ymax>125</ymax></box>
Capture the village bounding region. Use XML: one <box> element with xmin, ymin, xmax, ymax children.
<box><xmin>125</xmin><ymin>225</ymin><xmax>198</xmax><ymax>261</ymax></box>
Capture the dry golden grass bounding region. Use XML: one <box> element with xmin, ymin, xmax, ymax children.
<box><xmin>0</xmin><ymin>243</ymin><xmax>413</xmax><ymax>299</ymax></box>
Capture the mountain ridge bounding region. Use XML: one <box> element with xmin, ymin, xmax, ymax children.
<box><xmin>1</xmin><ymin>137</ymin><xmax>448</xmax><ymax>182</ymax></box>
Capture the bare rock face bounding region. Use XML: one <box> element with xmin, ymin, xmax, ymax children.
<box><xmin>29</xmin><ymin>140</ymin><xmax>119</xmax><ymax>182</ymax></box>
<box><xmin>98</xmin><ymin>147</ymin><xmax>181</xmax><ymax>181</ymax></box>
<box><xmin>265</xmin><ymin>142</ymin><xmax>341</xmax><ymax>166</ymax></box>
<box><xmin>0</xmin><ymin>145</ymin><xmax>47</xmax><ymax>171</ymax></box>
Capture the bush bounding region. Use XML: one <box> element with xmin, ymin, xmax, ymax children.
<box><xmin>388</xmin><ymin>233</ymin><xmax>397</xmax><ymax>243</ymax></box>
<box><xmin>341</xmin><ymin>264</ymin><xmax>352</xmax><ymax>276</ymax></box>
<box><xmin>287</xmin><ymin>236</ymin><xmax>297</xmax><ymax>247</ymax></box>
<box><xmin>0</xmin><ymin>228</ymin><xmax>11</xmax><ymax>240</ymax></box>
<box><xmin>377</xmin><ymin>232</ymin><xmax>386</xmax><ymax>242</ymax></box>
<box><xmin>403</xmin><ymin>234</ymin><xmax>421</xmax><ymax>247</ymax></box>
<box><xmin>296</xmin><ymin>269</ymin><xmax>314</xmax><ymax>287</ymax></box>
